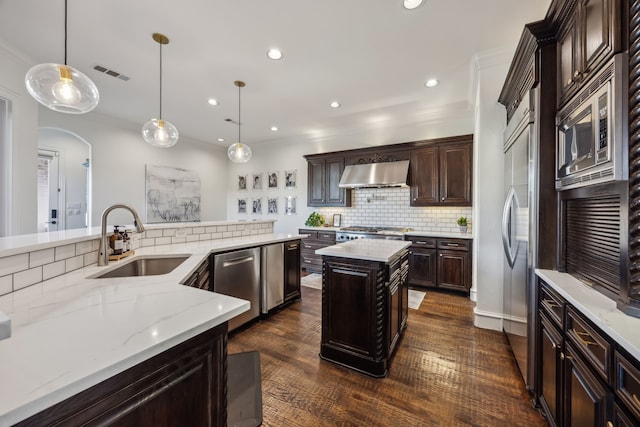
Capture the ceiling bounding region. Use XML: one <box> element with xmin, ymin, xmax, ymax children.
<box><xmin>0</xmin><ymin>0</ymin><xmax>550</xmax><ymax>149</ymax></box>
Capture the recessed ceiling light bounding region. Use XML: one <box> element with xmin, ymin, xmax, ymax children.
<box><xmin>403</xmin><ymin>0</ymin><xmax>423</xmax><ymax>10</ymax></box>
<box><xmin>217</xmin><ymin>138</ymin><xmax>224</xmax><ymax>142</ymax></box>
<box><xmin>271</xmin><ymin>126</ymin><xmax>278</xmax><ymax>131</ymax></box>
<box><xmin>330</xmin><ymin>101</ymin><xmax>341</xmax><ymax>108</ymax></box>
<box><xmin>425</xmin><ymin>79</ymin><xmax>439</xmax><ymax>87</ymax></box>
<box><xmin>208</xmin><ymin>98</ymin><xmax>219</xmax><ymax>106</ymax></box>
<box><xmin>267</xmin><ymin>49</ymin><xmax>282</xmax><ymax>60</ymax></box>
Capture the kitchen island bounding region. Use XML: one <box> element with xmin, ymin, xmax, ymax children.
<box><xmin>0</xmin><ymin>229</ymin><xmax>302</xmax><ymax>426</ymax></box>
<box><xmin>316</xmin><ymin>239</ymin><xmax>410</xmax><ymax>377</ymax></box>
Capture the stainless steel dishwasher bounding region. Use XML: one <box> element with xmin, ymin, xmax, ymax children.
<box><xmin>261</xmin><ymin>243</ymin><xmax>284</xmax><ymax>314</ymax></box>
<box><xmin>213</xmin><ymin>247</ymin><xmax>260</xmax><ymax>332</ymax></box>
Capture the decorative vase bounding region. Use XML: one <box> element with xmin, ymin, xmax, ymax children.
<box><xmin>459</xmin><ymin>225</ymin><xmax>468</xmax><ymax>234</ymax></box>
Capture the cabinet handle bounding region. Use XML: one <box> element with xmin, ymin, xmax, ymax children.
<box><xmin>574</xmin><ymin>330</ymin><xmax>597</xmax><ymax>347</ymax></box>
<box><xmin>606</xmin><ymin>422</ymin><xmax>613</xmax><ymax>427</ymax></box>
<box><xmin>543</xmin><ymin>299</ymin><xmax>559</xmax><ymax>308</ymax></box>
<box><xmin>633</xmin><ymin>393</ymin><xmax>640</xmax><ymax>406</ymax></box>
<box><xmin>573</xmin><ymin>70</ymin><xmax>581</xmax><ymax>79</ymax></box>
<box><xmin>560</xmin><ymin>352</ymin><xmax>565</xmax><ymax>361</ymax></box>
<box><xmin>566</xmin><ymin>77</ymin><xmax>573</xmax><ymax>85</ymax></box>
<box><xmin>413</xmin><ymin>197</ymin><xmax>417</xmax><ymax>202</ymax></box>
<box><xmin>416</xmin><ymin>241</ymin><xmax>427</xmax><ymax>244</ymax></box>
<box><xmin>551</xmin><ymin>342</ymin><xmax>557</xmax><ymax>350</ymax></box>
<box><xmin>446</xmin><ymin>243</ymin><xmax>460</xmax><ymax>247</ymax></box>
<box><xmin>288</xmin><ymin>244</ymin><xmax>299</xmax><ymax>250</ymax></box>
<box><xmin>440</xmin><ymin>254</ymin><xmax>443</xmax><ymax>257</ymax></box>
<box><xmin>441</xmin><ymin>197</ymin><xmax>445</xmax><ymax>201</ymax></box>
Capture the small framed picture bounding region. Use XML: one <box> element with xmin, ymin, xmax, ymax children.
<box><xmin>252</xmin><ymin>173</ymin><xmax>263</xmax><ymax>190</ymax></box>
<box><xmin>238</xmin><ymin>174</ymin><xmax>247</xmax><ymax>191</ymax></box>
<box><xmin>333</xmin><ymin>214</ymin><xmax>342</xmax><ymax>227</ymax></box>
<box><xmin>252</xmin><ymin>198</ymin><xmax>262</xmax><ymax>214</ymax></box>
<box><xmin>267</xmin><ymin>197</ymin><xmax>278</xmax><ymax>214</ymax></box>
<box><xmin>238</xmin><ymin>198</ymin><xmax>247</xmax><ymax>214</ymax></box>
<box><xmin>284</xmin><ymin>169</ymin><xmax>297</xmax><ymax>189</ymax></box>
<box><xmin>267</xmin><ymin>171</ymin><xmax>278</xmax><ymax>189</ymax></box>
<box><xmin>284</xmin><ymin>196</ymin><xmax>296</xmax><ymax>214</ymax></box>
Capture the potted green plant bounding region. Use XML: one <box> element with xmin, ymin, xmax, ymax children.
<box><xmin>456</xmin><ymin>216</ymin><xmax>468</xmax><ymax>233</ymax></box>
<box><xmin>305</xmin><ymin>211</ymin><xmax>325</xmax><ymax>227</ymax></box>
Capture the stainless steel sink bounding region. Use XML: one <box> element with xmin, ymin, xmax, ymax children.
<box><xmin>92</xmin><ymin>255</ymin><xmax>190</xmax><ymax>278</ymax></box>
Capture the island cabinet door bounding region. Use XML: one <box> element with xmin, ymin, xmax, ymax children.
<box><xmin>321</xmin><ymin>258</ymin><xmax>386</xmax><ymax>376</ymax></box>
<box><xmin>17</xmin><ymin>324</ymin><xmax>228</xmax><ymax>427</ymax></box>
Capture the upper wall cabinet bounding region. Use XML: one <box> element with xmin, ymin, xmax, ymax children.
<box><xmin>557</xmin><ymin>0</ymin><xmax>621</xmax><ymax>106</ymax></box>
<box><xmin>410</xmin><ymin>138</ymin><xmax>472</xmax><ymax>207</ymax></box>
<box><xmin>306</xmin><ymin>155</ymin><xmax>352</xmax><ymax>207</ymax></box>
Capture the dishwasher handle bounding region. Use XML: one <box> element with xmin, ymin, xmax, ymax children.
<box><xmin>222</xmin><ymin>256</ymin><xmax>255</xmax><ymax>268</ymax></box>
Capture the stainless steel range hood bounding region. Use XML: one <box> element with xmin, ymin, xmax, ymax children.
<box><xmin>338</xmin><ymin>160</ymin><xmax>410</xmax><ymax>188</ymax></box>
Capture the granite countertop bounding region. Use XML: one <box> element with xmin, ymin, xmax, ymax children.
<box><xmin>536</xmin><ymin>269</ymin><xmax>640</xmax><ymax>362</ymax></box>
<box><xmin>316</xmin><ymin>239</ymin><xmax>411</xmax><ymax>263</ymax></box>
<box><xmin>0</xmin><ymin>232</ymin><xmax>302</xmax><ymax>426</ymax></box>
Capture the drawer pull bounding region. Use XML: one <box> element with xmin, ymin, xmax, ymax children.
<box><xmin>574</xmin><ymin>330</ymin><xmax>597</xmax><ymax>347</ymax></box>
<box><xmin>607</xmin><ymin>422</ymin><xmax>613</xmax><ymax>427</ymax></box>
<box><xmin>633</xmin><ymin>393</ymin><xmax>640</xmax><ymax>406</ymax></box>
<box><xmin>543</xmin><ymin>299</ymin><xmax>559</xmax><ymax>308</ymax></box>
<box><xmin>416</xmin><ymin>241</ymin><xmax>427</xmax><ymax>244</ymax></box>
<box><xmin>446</xmin><ymin>243</ymin><xmax>460</xmax><ymax>247</ymax></box>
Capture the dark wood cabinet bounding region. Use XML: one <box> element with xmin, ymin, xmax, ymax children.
<box><xmin>299</xmin><ymin>229</ymin><xmax>336</xmax><ymax>273</ymax></box>
<box><xmin>306</xmin><ymin>155</ymin><xmax>351</xmax><ymax>207</ymax></box>
<box><xmin>182</xmin><ymin>257</ymin><xmax>211</xmax><ymax>291</ymax></box>
<box><xmin>284</xmin><ymin>240</ymin><xmax>301</xmax><ymax>302</ymax></box>
<box><xmin>537</xmin><ymin>279</ymin><xmax>640</xmax><ymax>427</ymax></box>
<box><xmin>557</xmin><ymin>0</ymin><xmax>621</xmax><ymax>105</ymax></box>
<box><xmin>407</xmin><ymin>236</ymin><xmax>471</xmax><ymax>293</ymax></box>
<box><xmin>320</xmin><ymin>250</ymin><xmax>409</xmax><ymax>377</ymax></box>
<box><xmin>410</xmin><ymin>139</ymin><xmax>472</xmax><ymax>206</ymax></box>
<box><xmin>563</xmin><ymin>343</ymin><xmax>611</xmax><ymax>427</ymax></box>
<box><xmin>18</xmin><ymin>324</ymin><xmax>228</xmax><ymax>427</ymax></box>
<box><xmin>407</xmin><ymin>238</ymin><xmax>437</xmax><ymax>287</ymax></box>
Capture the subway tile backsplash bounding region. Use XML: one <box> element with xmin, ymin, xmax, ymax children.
<box><xmin>0</xmin><ymin>221</ymin><xmax>274</xmax><ymax>296</ymax></box>
<box><xmin>316</xmin><ymin>187</ymin><xmax>473</xmax><ymax>234</ymax></box>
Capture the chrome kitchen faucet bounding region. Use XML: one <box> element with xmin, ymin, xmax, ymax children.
<box><xmin>98</xmin><ymin>204</ymin><xmax>145</xmax><ymax>266</ymax></box>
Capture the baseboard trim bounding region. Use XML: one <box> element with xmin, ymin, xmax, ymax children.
<box><xmin>473</xmin><ymin>307</ymin><xmax>503</xmax><ymax>331</ymax></box>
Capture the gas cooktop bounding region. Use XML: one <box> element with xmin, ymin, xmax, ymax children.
<box><xmin>336</xmin><ymin>226</ymin><xmax>412</xmax><ymax>241</ymax></box>
<box><xmin>340</xmin><ymin>226</ymin><xmax>412</xmax><ymax>233</ymax></box>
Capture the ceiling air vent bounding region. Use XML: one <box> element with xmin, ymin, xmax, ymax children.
<box><xmin>93</xmin><ymin>65</ymin><xmax>130</xmax><ymax>81</ymax></box>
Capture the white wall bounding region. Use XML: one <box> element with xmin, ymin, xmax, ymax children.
<box><xmin>38</xmin><ymin>108</ymin><xmax>229</xmax><ymax>228</ymax></box>
<box><xmin>470</xmin><ymin>50</ymin><xmax>511</xmax><ymax>330</ymax></box>
<box><xmin>0</xmin><ymin>42</ymin><xmax>39</xmax><ymax>236</ymax></box>
<box><xmin>226</xmin><ymin>110</ymin><xmax>475</xmax><ymax>233</ymax></box>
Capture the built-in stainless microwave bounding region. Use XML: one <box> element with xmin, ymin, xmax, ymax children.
<box><xmin>556</xmin><ymin>53</ymin><xmax>627</xmax><ymax>190</ymax></box>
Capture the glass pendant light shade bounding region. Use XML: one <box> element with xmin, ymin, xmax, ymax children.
<box><xmin>228</xmin><ymin>142</ymin><xmax>252</xmax><ymax>163</ymax></box>
<box><xmin>24</xmin><ymin>0</ymin><xmax>100</xmax><ymax>114</ymax></box>
<box><xmin>142</xmin><ymin>118</ymin><xmax>179</xmax><ymax>148</ymax></box>
<box><xmin>228</xmin><ymin>80</ymin><xmax>252</xmax><ymax>163</ymax></box>
<box><xmin>143</xmin><ymin>33</ymin><xmax>178</xmax><ymax>148</ymax></box>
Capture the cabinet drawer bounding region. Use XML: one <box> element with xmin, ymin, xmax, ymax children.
<box><xmin>318</xmin><ymin>231</ymin><xmax>336</xmax><ymax>242</ymax></box>
<box><xmin>408</xmin><ymin>237</ymin><xmax>436</xmax><ymax>248</ymax></box>
<box><xmin>299</xmin><ymin>229</ymin><xmax>319</xmax><ymax>239</ymax></box>
<box><xmin>437</xmin><ymin>239</ymin><xmax>470</xmax><ymax>251</ymax></box>
<box><xmin>566</xmin><ymin>306</ymin><xmax>612</xmax><ymax>385</ymax></box>
<box><xmin>540</xmin><ymin>281</ymin><xmax>565</xmax><ymax>330</ymax></box>
<box><xmin>615</xmin><ymin>350</ymin><xmax>640</xmax><ymax>420</ymax></box>
<box><xmin>302</xmin><ymin>240</ymin><xmax>327</xmax><ymax>251</ymax></box>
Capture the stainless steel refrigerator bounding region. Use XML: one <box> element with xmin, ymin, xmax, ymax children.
<box><xmin>502</xmin><ymin>88</ymin><xmax>538</xmax><ymax>390</ymax></box>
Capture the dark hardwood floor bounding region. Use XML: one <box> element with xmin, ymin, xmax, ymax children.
<box><xmin>228</xmin><ymin>285</ymin><xmax>547</xmax><ymax>426</ymax></box>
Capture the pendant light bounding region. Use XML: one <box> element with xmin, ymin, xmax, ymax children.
<box><xmin>228</xmin><ymin>80</ymin><xmax>252</xmax><ymax>163</ymax></box>
<box><xmin>24</xmin><ymin>0</ymin><xmax>99</xmax><ymax>114</ymax></box>
<box><xmin>142</xmin><ymin>33</ymin><xmax>179</xmax><ymax>148</ymax></box>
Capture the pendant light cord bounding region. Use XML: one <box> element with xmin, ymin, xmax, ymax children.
<box><xmin>238</xmin><ymin>83</ymin><xmax>241</xmax><ymax>143</ymax></box>
<box><xmin>64</xmin><ymin>0</ymin><xmax>68</xmax><ymax>65</ymax></box>
<box><xmin>159</xmin><ymin>41</ymin><xmax>163</xmax><ymax>120</ymax></box>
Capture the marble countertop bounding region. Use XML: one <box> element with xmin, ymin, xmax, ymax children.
<box><xmin>0</xmin><ymin>232</ymin><xmax>302</xmax><ymax>426</ymax></box>
<box><xmin>536</xmin><ymin>269</ymin><xmax>640</xmax><ymax>362</ymax></box>
<box><xmin>316</xmin><ymin>239</ymin><xmax>411</xmax><ymax>263</ymax></box>
<box><xmin>0</xmin><ymin>220</ymin><xmax>276</xmax><ymax>258</ymax></box>
<box><xmin>405</xmin><ymin>231</ymin><xmax>473</xmax><ymax>240</ymax></box>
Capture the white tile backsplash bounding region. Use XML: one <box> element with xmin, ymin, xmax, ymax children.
<box><xmin>0</xmin><ymin>254</ymin><xmax>29</xmax><ymax>277</ymax></box>
<box><xmin>14</xmin><ymin>267</ymin><xmax>42</xmax><ymax>290</ymax></box>
<box><xmin>29</xmin><ymin>249</ymin><xmax>55</xmax><ymax>268</ymax></box>
<box><xmin>317</xmin><ymin>187</ymin><xmax>472</xmax><ymax>234</ymax></box>
<box><xmin>0</xmin><ymin>275</ymin><xmax>12</xmax><ymax>296</ymax></box>
<box><xmin>0</xmin><ymin>221</ymin><xmax>276</xmax><ymax>295</ymax></box>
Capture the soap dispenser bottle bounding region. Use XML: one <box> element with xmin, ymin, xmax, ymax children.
<box><xmin>110</xmin><ymin>225</ymin><xmax>124</xmax><ymax>255</ymax></box>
